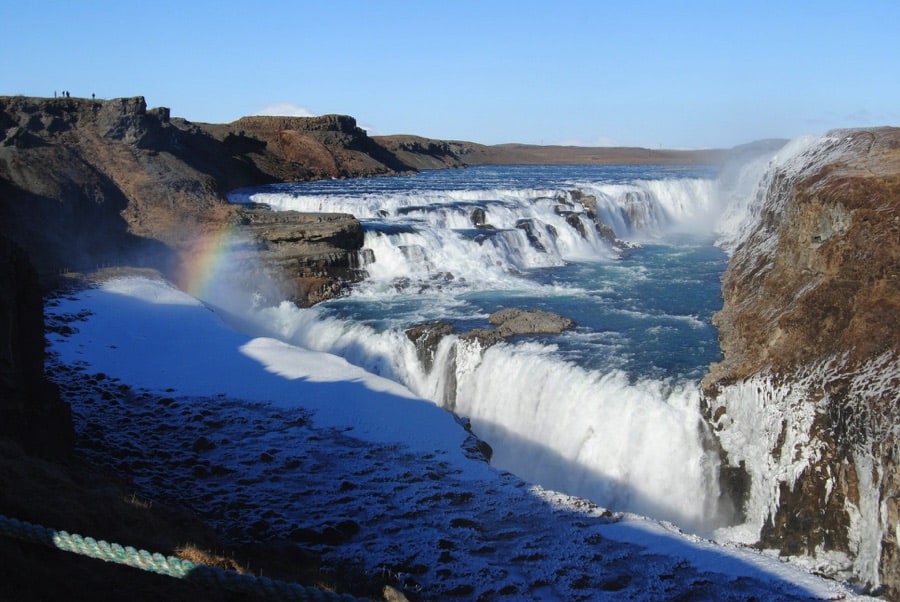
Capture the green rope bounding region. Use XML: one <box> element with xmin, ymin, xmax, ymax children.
<box><xmin>0</xmin><ymin>514</ymin><xmax>368</xmax><ymax>601</ymax></box>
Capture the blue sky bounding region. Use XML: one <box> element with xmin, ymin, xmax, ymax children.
<box><xmin>3</xmin><ymin>1</ymin><xmax>898</xmax><ymax>148</ymax></box>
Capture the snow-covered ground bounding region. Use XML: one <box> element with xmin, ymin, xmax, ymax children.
<box><xmin>44</xmin><ymin>276</ymin><xmax>875</xmax><ymax>601</ymax></box>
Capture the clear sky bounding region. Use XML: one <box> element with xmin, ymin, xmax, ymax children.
<box><xmin>3</xmin><ymin>0</ymin><xmax>898</xmax><ymax>149</ymax></box>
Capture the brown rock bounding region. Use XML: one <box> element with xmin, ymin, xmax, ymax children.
<box><xmin>459</xmin><ymin>308</ymin><xmax>575</xmax><ymax>348</ymax></box>
<box><xmin>488</xmin><ymin>308</ymin><xmax>576</xmax><ymax>337</ymax></box>
<box><xmin>232</xmin><ymin>206</ymin><xmax>365</xmax><ymax>306</ymax></box>
<box><xmin>702</xmin><ymin>127</ymin><xmax>900</xmax><ymax>597</ymax></box>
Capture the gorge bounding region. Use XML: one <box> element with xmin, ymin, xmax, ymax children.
<box><xmin>0</xmin><ymin>96</ymin><xmax>897</xmax><ymax>600</ymax></box>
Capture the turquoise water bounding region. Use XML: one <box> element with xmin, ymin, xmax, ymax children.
<box><xmin>324</xmin><ymin>239</ymin><xmax>726</xmax><ymax>382</ymax></box>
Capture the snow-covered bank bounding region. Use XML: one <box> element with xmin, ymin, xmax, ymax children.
<box><xmin>45</xmin><ymin>276</ymin><xmax>872</xmax><ymax>601</ymax></box>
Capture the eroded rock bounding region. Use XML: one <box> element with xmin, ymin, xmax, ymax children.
<box><xmin>406</xmin><ymin>322</ymin><xmax>455</xmax><ymax>373</ymax></box>
<box><xmin>458</xmin><ymin>308</ymin><xmax>575</xmax><ymax>348</ymax></box>
<box><xmin>702</xmin><ymin>127</ymin><xmax>900</xmax><ymax>597</ymax></box>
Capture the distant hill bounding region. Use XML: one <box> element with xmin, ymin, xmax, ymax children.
<box><xmin>374</xmin><ymin>135</ymin><xmax>728</xmax><ymax>169</ymax></box>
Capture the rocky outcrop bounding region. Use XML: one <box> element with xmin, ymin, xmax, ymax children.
<box><xmin>485</xmin><ymin>307</ymin><xmax>575</xmax><ymax>338</ymax></box>
<box><xmin>234</xmin><ymin>206</ymin><xmax>365</xmax><ymax>306</ymax></box>
<box><xmin>0</xmin><ymin>97</ymin><xmax>431</xmax><ymax>304</ymax></box>
<box><xmin>406</xmin><ymin>322</ymin><xmax>456</xmax><ymax>373</ymax></box>
<box><xmin>457</xmin><ymin>308</ymin><xmax>576</xmax><ymax>348</ymax></box>
<box><xmin>563</xmin><ymin>190</ymin><xmax>633</xmax><ymax>250</ymax></box>
<box><xmin>0</xmin><ymin>95</ymin><xmax>242</xmax><ymax>277</ymax></box>
<box><xmin>207</xmin><ymin>114</ymin><xmax>429</xmax><ymax>180</ymax></box>
<box><xmin>405</xmin><ymin>310</ymin><xmax>574</xmax><ymax>414</ymax></box>
<box><xmin>407</xmin><ymin>309</ymin><xmax>575</xmax><ymax>355</ymax></box>
<box><xmin>373</xmin><ymin>135</ymin><xmax>475</xmax><ymax>171</ymax></box>
<box><xmin>0</xmin><ymin>235</ymin><xmax>72</xmax><ymax>458</ymax></box>
<box><xmin>702</xmin><ymin>128</ymin><xmax>900</xmax><ymax>597</ymax></box>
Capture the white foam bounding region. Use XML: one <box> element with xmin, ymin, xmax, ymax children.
<box><xmin>451</xmin><ymin>340</ymin><xmax>720</xmax><ymax>533</ymax></box>
<box><xmin>237</xmin><ymin>176</ymin><xmax>724</xmax><ymax>293</ymax></box>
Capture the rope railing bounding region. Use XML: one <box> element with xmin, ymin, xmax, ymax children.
<box><xmin>0</xmin><ymin>514</ymin><xmax>368</xmax><ymax>601</ymax></box>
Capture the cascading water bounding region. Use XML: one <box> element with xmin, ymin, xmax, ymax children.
<box><xmin>220</xmin><ymin>163</ymin><xmax>770</xmax><ymax>535</ymax></box>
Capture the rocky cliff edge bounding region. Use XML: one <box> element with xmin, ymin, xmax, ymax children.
<box><xmin>702</xmin><ymin>127</ymin><xmax>900</xmax><ymax>598</ymax></box>
<box><xmin>0</xmin><ymin>96</ymin><xmax>459</xmax><ymax>303</ymax></box>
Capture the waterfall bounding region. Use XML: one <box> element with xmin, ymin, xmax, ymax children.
<box><xmin>220</xmin><ymin>165</ymin><xmax>734</xmax><ymax>533</ymax></box>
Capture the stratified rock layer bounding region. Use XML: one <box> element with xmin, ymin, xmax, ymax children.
<box><xmin>702</xmin><ymin>128</ymin><xmax>900</xmax><ymax>597</ymax></box>
<box><xmin>0</xmin><ymin>96</ymin><xmax>429</xmax><ymax>305</ymax></box>
<box><xmin>234</xmin><ymin>207</ymin><xmax>365</xmax><ymax>306</ymax></box>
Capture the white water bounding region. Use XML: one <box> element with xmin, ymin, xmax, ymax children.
<box><xmin>216</xmin><ymin>164</ymin><xmax>778</xmax><ymax>534</ymax></box>
<box><xmin>714</xmin><ymin>135</ymin><xmax>821</xmax><ymax>254</ymax></box>
<box><xmin>575</xmin><ymin>178</ymin><xmax>720</xmax><ymax>237</ymax></box>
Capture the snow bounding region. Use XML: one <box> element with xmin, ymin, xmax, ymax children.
<box><xmin>44</xmin><ymin>276</ymin><xmax>876</xmax><ymax>601</ymax></box>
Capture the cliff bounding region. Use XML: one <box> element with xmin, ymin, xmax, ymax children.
<box><xmin>0</xmin><ymin>96</ymin><xmax>439</xmax><ymax>306</ymax></box>
<box><xmin>206</xmin><ymin>114</ymin><xmax>424</xmax><ymax>179</ymax></box>
<box><xmin>702</xmin><ymin>128</ymin><xmax>900</xmax><ymax>597</ymax></box>
<box><xmin>0</xmin><ymin>235</ymin><xmax>72</xmax><ymax>458</ymax></box>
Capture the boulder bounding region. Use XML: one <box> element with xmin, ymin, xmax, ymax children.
<box><xmin>460</xmin><ymin>308</ymin><xmax>575</xmax><ymax>348</ymax></box>
<box><xmin>568</xmin><ymin>190</ymin><xmax>630</xmax><ymax>249</ymax></box>
<box><xmin>471</xmin><ymin>207</ymin><xmax>488</xmax><ymax>228</ymax></box>
<box><xmin>488</xmin><ymin>308</ymin><xmax>576</xmax><ymax>337</ymax></box>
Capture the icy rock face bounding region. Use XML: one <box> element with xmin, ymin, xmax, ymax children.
<box><xmin>703</xmin><ymin>128</ymin><xmax>900</xmax><ymax>597</ymax></box>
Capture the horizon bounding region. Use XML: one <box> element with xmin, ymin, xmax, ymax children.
<box><xmin>3</xmin><ymin>1</ymin><xmax>898</xmax><ymax>149</ymax></box>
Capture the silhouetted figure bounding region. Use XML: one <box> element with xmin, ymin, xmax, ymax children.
<box><xmin>92</xmin><ymin>93</ymin><xmax>95</xmax><ymax>99</ymax></box>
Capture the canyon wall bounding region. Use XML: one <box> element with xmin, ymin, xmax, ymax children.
<box><xmin>0</xmin><ymin>96</ymin><xmax>446</xmax><ymax>305</ymax></box>
<box><xmin>5</xmin><ymin>96</ymin><xmax>898</xmax><ymax>596</ymax></box>
<box><xmin>0</xmin><ymin>235</ymin><xmax>72</xmax><ymax>458</ymax></box>
<box><xmin>703</xmin><ymin>128</ymin><xmax>900</xmax><ymax>597</ymax></box>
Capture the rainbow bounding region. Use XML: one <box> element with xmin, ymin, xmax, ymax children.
<box><xmin>176</xmin><ymin>223</ymin><xmax>238</xmax><ymax>301</ymax></box>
